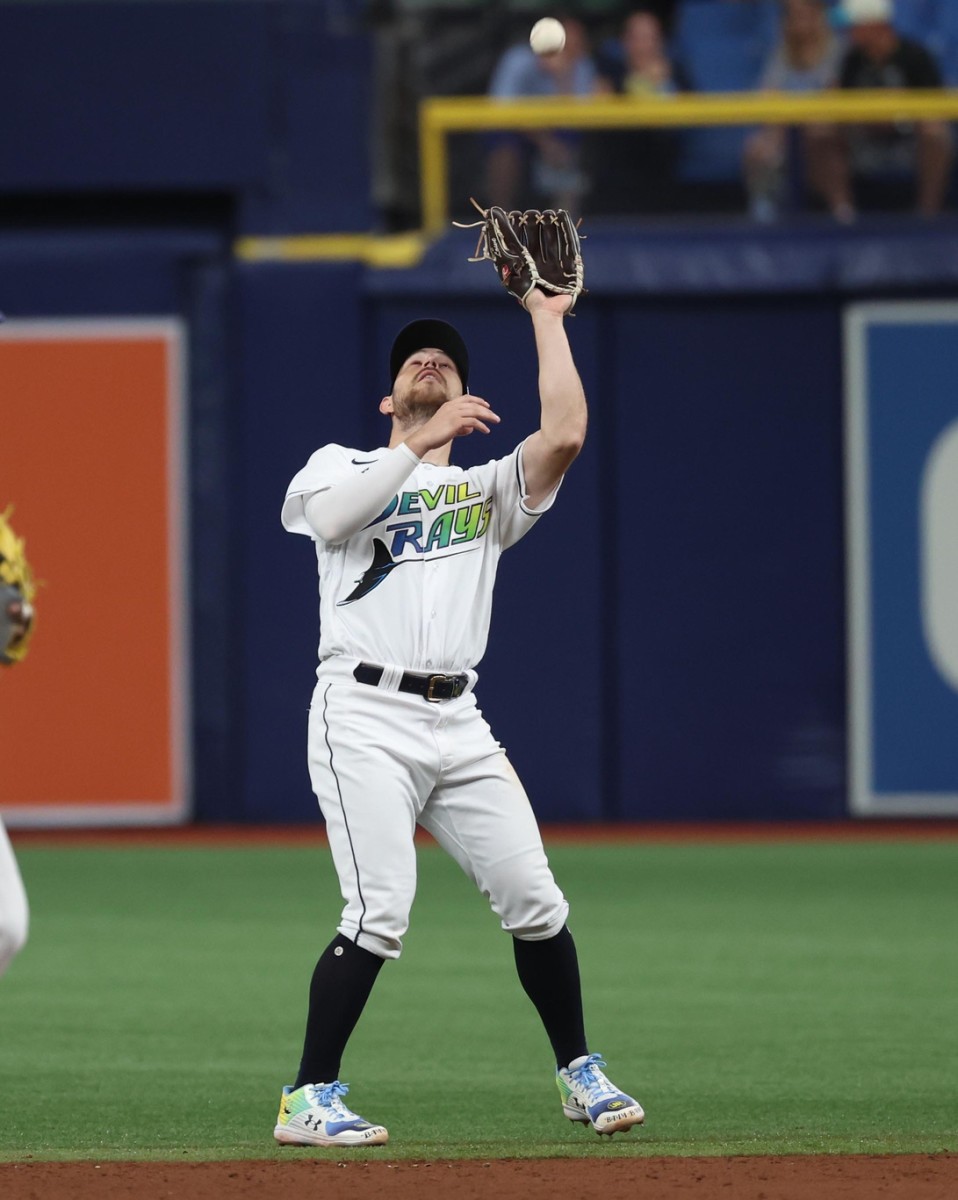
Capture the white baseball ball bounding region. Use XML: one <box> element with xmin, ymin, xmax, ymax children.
<box><xmin>529</xmin><ymin>17</ymin><xmax>566</xmax><ymax>56</ymax></box>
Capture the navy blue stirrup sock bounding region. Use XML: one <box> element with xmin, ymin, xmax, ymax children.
<box><xmin>513</xmin><ymin>925</ymin><xmax>588</xmax><ymax>1069</ymax></box>
<box><xmin>293</xmin><ymin>934</ymin><xmax>385</xmax><ymax>1089</ymax></box>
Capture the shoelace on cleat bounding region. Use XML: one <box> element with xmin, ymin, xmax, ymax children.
<box><xmin>306</xmin><ymin>1081</ymin><xmax>354</xmax><ymax>1116</ymax></box>
<box><xmin>568</xmin><ymin>1055</ymin><xmax>619</xmax><ymax>1106</ymax></box>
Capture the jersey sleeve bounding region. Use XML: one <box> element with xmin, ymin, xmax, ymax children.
<box><xmin>492</xmin><ymin>440</ymin><xmax>563</xmax><ymax>552</ymax></box>
<box><xmin>281</xmin><ymin>444</ymin><xmax>354</xmax><ymax>536</ymax></box>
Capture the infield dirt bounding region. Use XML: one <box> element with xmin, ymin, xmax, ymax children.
<box><xmin>2</xmin><ymin>1155</ymin><xmax>957</xmax><ymax>1200</ymax></box>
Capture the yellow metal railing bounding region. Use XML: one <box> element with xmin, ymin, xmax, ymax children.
<box><xmin>420</xmin><ymin>89</ymin><xmax>958</xmax><ymax>234</ymax></box>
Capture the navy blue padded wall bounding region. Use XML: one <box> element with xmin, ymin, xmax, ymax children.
<box><xmin>0</xmin><ymin>2</ymin><xmax>270</xmax><ymax>190</ymax></box>
<box><xmin>240</xmin><ymin>2</ymin><xmax>373</xmax><ymax>234</ymax></box>
<box><xmin>609</xmin><ymin>297</ymin><xmax>846</xmax><ymax>820</ymax></box>
<box><xmin>0</xmin><ymin>1</ymin><xmax>372</xmax><ymax>232</ymax></box>
<box><xmin>0</xmin><ymin>231</ymin><xmax>215</xmax><ymax>315</ymax></box>
<box><xmin>234</xmin><ymin>260</ymin><xmax>368</xmax><ymax>823</ymax></box>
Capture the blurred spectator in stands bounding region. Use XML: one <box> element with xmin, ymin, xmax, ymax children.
<box><xmin>588</xmin><ymin>8</ymin><xmax>690</xmax><ymax>214</ymax></box>
<box><xmin>742</xmin><ymin>0</ymin><xmax>843</xmax><ymax>223</ymax></box>
<box><xmin>814</xmin><ymin>0</ymin><xmax>953</xmax><ymax>219</ymax></box>
<box><xmin>620</xmin><ymin>0</ymin><xmax>678</xmax><ymax>38</ymax></box>
<box><xmin>485</xmin><ymin>14</ymin><xmax>600</xmax><ymax>212</ymax></box>
<box><xmin>599</xmin><ymin>8</ymin><xmax>687</xmax><ymax>97</ymax></box>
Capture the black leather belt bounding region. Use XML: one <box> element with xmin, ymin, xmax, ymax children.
<box><xmin>353</xmin><ymin>662</ymin><xmax>469</xmax><ymax>702</ymax></box>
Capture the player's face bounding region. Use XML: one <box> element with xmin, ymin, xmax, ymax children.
<box><xmin>389</xmin><ymin>348</ymin><xmax>463</xmax><ymax>422</ymax></box>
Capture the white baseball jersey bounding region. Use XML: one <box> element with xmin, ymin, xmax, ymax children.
<box><xmin>281</xmin><ymin>440</ymin><xmax>560</xmax><ymax>674</ymax></box>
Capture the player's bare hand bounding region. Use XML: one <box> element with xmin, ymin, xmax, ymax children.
<box><xmin>405</xmin><ymin>396</ymin><xmax>500</xmax><ymax>455</ymax></box>
<box><xmin>525</xmin><ymin>288</ymin><xmax>573</xmax><ymax>317</ymax></box>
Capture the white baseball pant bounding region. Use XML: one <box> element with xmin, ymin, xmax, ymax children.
<box><xmin>307</xmin><ymin>658</ymin><xmax>569</xmax><ymax>959</ymax></box>
<box><xmin>0</xmin><ymin>818</ymin><xmax>29</xmax><ymax>979</ymax></box>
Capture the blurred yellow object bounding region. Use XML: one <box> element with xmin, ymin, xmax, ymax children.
<box><xmin>0</xmin><ymin>506</ymin><xmax>36</xmax><ymax>664</ymax></box>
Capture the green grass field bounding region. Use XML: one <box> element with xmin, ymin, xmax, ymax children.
<box><xmin>1</xmin><ymin>838</ymin><xmax>956</xmax><ymax>1162</ymax></box>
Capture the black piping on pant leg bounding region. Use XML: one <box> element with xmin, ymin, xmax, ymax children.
<box><xmin>322</xmin><ymin>682</ymin><xmax>367</xmax><ymax>942</ymax></box>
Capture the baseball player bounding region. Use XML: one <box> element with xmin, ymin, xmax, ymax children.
<box><xmin>275</xmin><ymin>267</ymin><xmax>643</xmax><ymax>1147</ymax></box>
<box><xmin>0</xmin><ymin>507</ymin><xmax>34</xmax><ymax>980</ymax></box>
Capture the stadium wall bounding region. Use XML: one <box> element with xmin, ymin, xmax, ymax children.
<box><xmin>234</xmin><ymin>267</ymin><xmax>849</xmax><ymax>825</ymax></box>
<box><xmin>0</xmin><ymin>0</ymin><xmax>371</xmax><ymax>233</ymax></box>
<box><xmin>3</xmin><ymin>0</ymin><xmax>957</xmax><ymax>824</ymax></box>
<box><xmin>7</xmin><ymin>223</ymin><xmax>958</xmax><ymax>825</ymax></box>
<box><xmin>5</xmin><ymin>226</ymin><xmax>957</xmax><ymax>824</ymax></box>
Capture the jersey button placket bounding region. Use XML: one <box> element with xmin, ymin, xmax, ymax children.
<box><xmin>423</xmin><ymin>552</ymin><xmax>440</xmax><ymax>671</ymax></box>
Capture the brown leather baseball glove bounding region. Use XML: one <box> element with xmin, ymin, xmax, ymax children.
<box><xmin>456</xmin><ymin>201</ymin><xmax>585</xmax><ymax>311</ymax></box>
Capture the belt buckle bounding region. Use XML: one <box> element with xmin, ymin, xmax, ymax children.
<box><xmin>425</xmin><ymin>674</ymin><xmax>447</xmax><ymax>703</ymax></box>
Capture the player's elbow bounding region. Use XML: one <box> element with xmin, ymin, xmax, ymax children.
<box><xmin>532</xmin><ymin>438</ymin><xmax>583</xmax><ymax>494</ymax></box>
<box><xmin>567</xmin><ymin>422</ymin><xmax>588</xmax><ymax>457</ymax></box>
<box><xmin>303</xmin><ymin>494</ymin><xmax>347</xmax><ymax>545</ymax></box>
<box><xmin>306</xmin><ymin>515</ymin><xmax>346</xmax><ymax>545</ymax></box>
<box><xmin>542</xmin><ymin>420</ymin><xmax>587</xmax><ymax>461</ymax></box>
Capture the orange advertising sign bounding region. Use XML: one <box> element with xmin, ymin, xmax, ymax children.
<box><xmin>0</xmin><ymin>321</ymin><xmax>189</xmax><ymax>826</ymax></box>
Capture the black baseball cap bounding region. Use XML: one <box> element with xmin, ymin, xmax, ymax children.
<box><xmin>389</xmin><ymin>318</ymin><xmax>469</xmax><ymax>390</ymax></box>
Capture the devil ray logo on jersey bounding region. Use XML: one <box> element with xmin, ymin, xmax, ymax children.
<box><xmin>339</xmin><ymin>538</ymin><xmax>404</xmax><ymax>604</ymax></box>
<box><xmin>339</xmin><ymin>483</ymin><xmax>494</xmax><ymax>605</ymax></box>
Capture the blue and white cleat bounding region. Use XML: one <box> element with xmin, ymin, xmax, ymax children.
<box><xmin>556</xmin><ymin>1053</ymin><xmax>644</xmax><ymax>1136</ymax></box>
<box><xmin>274</xmin><ymin>1081</ymin><xmax>389</xmax><ymax>1147</ymax></box>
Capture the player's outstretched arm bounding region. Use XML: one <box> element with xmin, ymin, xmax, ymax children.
<box><xmin>520</xmin><ymin>290</ymin><xmax>587</xmax><ymax>509</ymax></box>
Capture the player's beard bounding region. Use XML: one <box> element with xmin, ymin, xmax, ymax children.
<box><xmin>390</xmin><ymin>375</ymin><xmax>452</xmax><ymax>431</ymax></box>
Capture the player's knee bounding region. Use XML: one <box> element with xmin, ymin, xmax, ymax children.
<box><xmin>338</xmin><ymin>913</ymin><xmax>408</xmax><ymax>960</ymax></box>
<box><xmin>336</xmin><ymin>880</ymin><xmax>414</xmax><ymax>960</ymax></box>
<box><xmin>354</xmin><ymin>929</ymin><xmax>404</xmax><ymax>960</ymax></box>
<box><xmin>500</xmin><ymin>893</ymin><xmax>569</xmax><ymax>942</ymax></box>
<box><xmin>484</xmin><ymin>851</ymin><xmax>568</xmax><ymax>941</ymax></box>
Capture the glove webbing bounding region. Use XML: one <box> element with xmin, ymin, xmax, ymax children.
<box><xmin>454</xmin><ymin>200</ymin><xmax>584</xmax><ymax>299</ymax></box>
